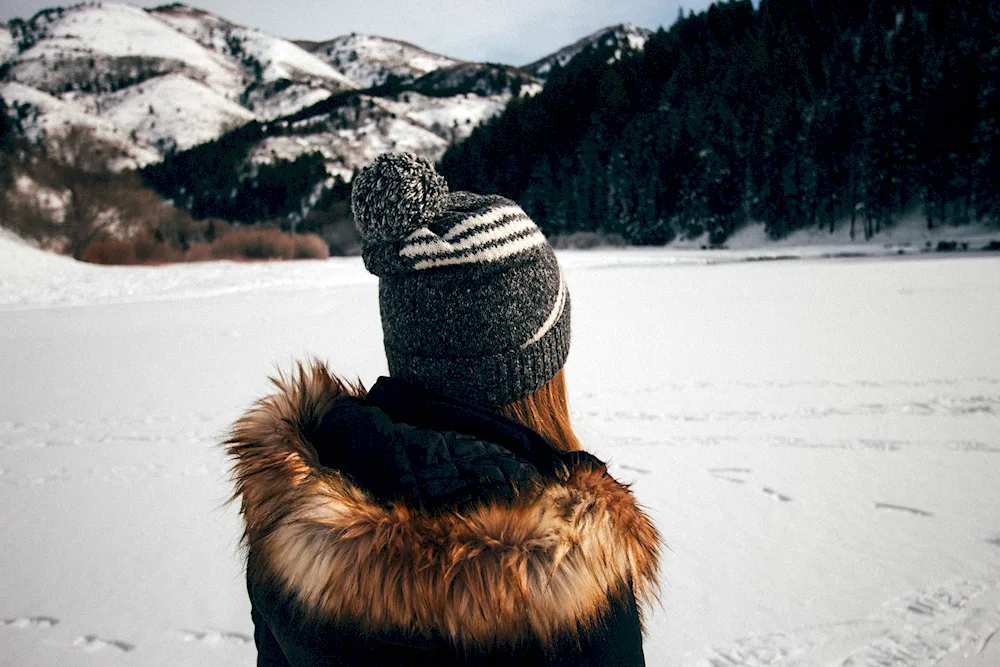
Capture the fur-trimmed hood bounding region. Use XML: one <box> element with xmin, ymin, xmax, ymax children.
<box><xmin>226</xmin><ymin>362</ymin><xmax>661</xmax><ymax>648</ymax></box>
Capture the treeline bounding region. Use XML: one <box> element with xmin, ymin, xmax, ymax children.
<box><xmin>440</xmin><ymin>0</ymin><xmax>1000</xmax><ymax>244</ymax></box>
<box><xmin>142</xmin><ymin>119</ymin><xmax>334</xmax><ymax>223</ymax></box>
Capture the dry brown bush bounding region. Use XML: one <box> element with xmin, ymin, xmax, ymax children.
<box><xmin>293</xmin><ymin>233</ymin><xmax>330</xmax><ymax>259</ymax></box>
<box><xmin>133</xmin><ymin>237</ymin><xmax>179</xmax><ymax>264</ymax></box>
<box><xmin>79</xmin><ymin>229</ymin><xmax>330</xmax><ymax>264</ymax></box>
<box><xmin>184</xmin><ymin>244</ymin><xmax>213</xmax><ymax>262</ymax></box>
<box><xmin>80</xmin><ymin>239</ymin><xmax>137</xmax><ymax>265</ymax></box>
<box><xmin>2</xmin><ymin>128</ymin><xmax>193</xmax><ymax>257</ymax></box>
<box><xmin>209</xmin><ymin>229</ymin><xmax>329</xmax><ymax>261</ymax></box>
<box><xmin>211</xmin><ymin>228</ymin><xmax>294</xmax><ymax>260</ymax></box>
<box><xmin>79</xmin><ymin>237</ymin><xmax>180</xmax><ymax>265</ymax></box>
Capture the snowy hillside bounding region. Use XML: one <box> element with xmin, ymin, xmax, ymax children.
<box><xmin>0</xmin><ymin>80</ymin><xmax>162</xmax><ymax>165</ymax></box>
<box><xmin>0</xmin><ymin>2</ymin><xmax>332</xmax><ymax>162</ymax></box>
<box><xmin>1</xmin><ymin>236</ymin><xmax>998</xmax><ymax>667</ymax></box>
<box><xmin>246</xmin><ymin>95</ymin><xmax>451</xmax><ymax>181</ymax></box>
<box><xmin>0</xmin><ymin>1</ymin><xmax>558</xmax><ymax>178</ymax></box>
<box><xmin>410</xmin><ymin>61</ymin><xmax>541</xmax><ymax>97</ymax></box>
<box><xmin>0</xmin><ymin>23</ymin><xmax>16</xmax><ymax>62</ymax></box>
<box><xmin>4</xmin><ymin>3</ymin><xmax>245</xmax><ymax>94</ymax></box>
<box><xmin>0</xmin><ymin>2</ymin><xmax>364</xmax><ymax>163</ymax></box>
<box><xmin>0</xmin><ymin>3</ymin><xmax>254</xmax><ymax>164</ymax></box>
<box><xmin>149</xmin><ymin>3</ymin><xmax>357</xmax><ymax>120</ymax></box>
<box><xmin>301</xmin><ymin>33</ymin><xmax>461</xmax><ymax>88</ymax></box>
<box><xmin>242</xmin><ymin>87</ymin><xmax>523</xmax><ymax>177</ymax></box>
<box><xmin>522</xmin><ymin>22</ymin><xmax>653</xmax><ymax>80</ymax></box>
<box><xmin>98</xmin><ymin>74</ymin><xmax>256</xmax><ymax>154</ymax></box>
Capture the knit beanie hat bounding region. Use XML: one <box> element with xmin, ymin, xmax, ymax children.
<box><xmin>351</xmin><ymin>152</ymin><xmax>570</xmax><ymax>407</ymax></box>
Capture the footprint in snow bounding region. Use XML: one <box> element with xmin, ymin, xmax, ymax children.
<box><xmin>708</xmin><ymin>467</ymin><xmax>750</xmax><ymax>484</ymax></box>
<box><xmin>874</xmin><ymin>502</ymin><xmax>933</xmax><ymax>517</ymax></box>
<box><xmin>709</xmin><ymin>469</ymin><xmax>793</xmax><ymax>501</ymax></box>
<box><xmin>1</xmin><ymin>616</ymin><xmax>59</xmax><ymax>629</ymax></box>
<box><xmin>179</xmin><ymin>629</ymin><xmax>252</xmax><ymax>645</ymax></box>
<box><xmin>762</xmin><ymin>486</ymin><xmax>792</xmax><ymax>502</ymax></box>
<box><xmin>73</xmin><ymin>635</ymin><xmax>135</xmax><ymax>653</ymax></box>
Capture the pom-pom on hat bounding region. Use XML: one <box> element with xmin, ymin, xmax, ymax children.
<box><xmin>352</xmin><ymin>152</ymin><xmax>570</xmax><ymax>407</ymax></box>
<box><xmin>351</xmin><ymin>152</ymin><xmax>448</xmax><ymax>242</ymax></box>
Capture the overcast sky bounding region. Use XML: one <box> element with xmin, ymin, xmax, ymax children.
<box><xmin>1</xmin><ymin>0</ymin><xmax>717</xmax><ymax>65</ymax></box>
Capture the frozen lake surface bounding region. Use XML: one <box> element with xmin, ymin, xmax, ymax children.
<box><xmin>1</xmin><ymin>239</ymin><xmax>998</xmax><ymax>666</ymax></box>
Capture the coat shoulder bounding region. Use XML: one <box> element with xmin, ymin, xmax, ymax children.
<box><xmin>225</xmin><ymin>361</ymin><xmax>661</xmax><ymax>648</ymax></box>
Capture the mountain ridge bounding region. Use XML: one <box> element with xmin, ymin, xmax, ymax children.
<box><xmin>1</xmin><ymin>3</ymin><xmax>652</xmax><ymax>172</ymax></box>
<box><xmin>1</xmin><ymin>3</ymin><xmax>656</xmax><ymax>233</ymax></box>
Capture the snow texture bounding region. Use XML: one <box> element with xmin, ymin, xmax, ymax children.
<box><xmin>1</xmin><ymin>231</ymin><xmax>999</xmax><ymax>666</ymax></box>
<box><xmin>247</xmin><ymin>94</ymin><xmax>456</xmax><ymax>180</ymax></box>
<box><xmin>306</xmin><ymin>33</ymin><xmax>461</xmax><ymax>88</ymax></box>
<box><xmin>6</xmin><ymin>3</ymin><xmax>245</xmax><ymax>93</ymax></box>
<box><xmin>0</xmin><ymin>24</ymin><xmax>15</xmax><ymax>63</ymax></box>
<box><xmin>245</xmin><ymin>90</ymin><xmax>511</xmax><ymax>179</ymax></box>
<box><xmin>0</xmin><ymin>81</ymin><xmax>162</xmax><ymax>167</ymax></box>
<box><xmin>152</xmin><ymin>4</ymin><xmax>356</xmax><ymax>89</ymax></box>
<box><xmin>383</xmin><ymin>91</ymin><xmax>510</xmax><ymax>142</ymax></box>
<box><xmin>99</xmin><ymin>74</ymin><xmax>256</xmax><ymax>153</ymax></box>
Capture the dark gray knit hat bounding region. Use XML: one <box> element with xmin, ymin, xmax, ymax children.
<box><xmin>351</xmin><ymin>152</ymin><xmax>570</xmax><ymax>406</ymax></box>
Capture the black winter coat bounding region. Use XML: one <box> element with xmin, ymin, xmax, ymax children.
<box><xmin>226</xmin><ymin>363</ymin><xmax>661</xmax><ymax>666</ymax></box>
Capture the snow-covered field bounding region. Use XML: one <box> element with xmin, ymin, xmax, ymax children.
<box><xmin>1</xmin><ymin>234</ymin><xmax>998</xmax><ymax>666</ymax></box>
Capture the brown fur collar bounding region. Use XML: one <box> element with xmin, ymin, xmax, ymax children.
<box><xmin>226</xmin><ymin>362</ymin><xmax>661</xmax><ymax>646</ymax></box>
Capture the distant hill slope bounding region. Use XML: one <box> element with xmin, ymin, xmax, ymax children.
<box><xmin>522</xmin><ymin>23</ymin><xmax>652</xmax><ymax>81</ymax></box>
<box><xmin>298</xmin><ymin>33</ymin><xmax>461</xmax><ymax>88</ymax></box>
<box><xmin>0</xmin><ymin>2</ymin><xmax>664</xmax><ymax>228</ymax></box>
<box><xmin>442</xmin><ymin>0</ymin><xmax>1000</xmax><ymax>244</ymax></box>
<box><xmin>0</xmin><ymin>1</ymin><xmax>569</xmax><ymax>176</ymax></box>
<box><xmin>0</xmin><ymin>2</ymin><xmax>362</xmax><ymax>163</ymax></box>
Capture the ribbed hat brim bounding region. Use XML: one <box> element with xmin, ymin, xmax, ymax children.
<box><xmin>385</xmin><ymin>301</ymin><xmax>570</xmax><ymax>407</ymax></box>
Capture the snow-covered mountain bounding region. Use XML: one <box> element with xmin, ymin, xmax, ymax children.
<box><xmin>0</xmin><ymin>2</ymin><xmax>358</xmax><ymax>164</ymax></box>
<box><xmin>245</xmin><ymin>91</ymin><xmax>514</xmax><ymax>181</ymax></box>
<box><xmin>0</xmin><ymin>3</ymin><xmax>649</xmax><ymax>182</ymax></box>
<box><xmin>522</xmin><ymin>23</ymin><xmax>653</xmax><ymax>80</ymax></box>
<box><xmin>299</xmin><ymin>33</ymin><xmax>461</xmax><ymax>88</ymax></box>
<box><xmin>0</xmin><ymin>2</ymin><xmax>552</xmax><ymax>172</ymax></box>
<box><xmin>410</xmin><ymin>62</ymin><xmax>541</xmax><ymax>98</ymax></box>
<box><xmin>149</xmin><ymin>4</ymin><xmax>357</xmax><ymax>119</ymax></box>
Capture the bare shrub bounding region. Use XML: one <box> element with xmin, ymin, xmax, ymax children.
<box><xmin>211</xmin><ymin>228</ymin><xmax>295</xmax><ymax>260</ymax></box>
<box><xmin>79</xmin><ymin>228</ymin><xmax>329</xmax><ymax>264</ymax></box>
<box><xmin>80</xmin><ymin>239</ymin><xmax>137</xmax><ymax>265</ymax></box>
<box><xmin>202</xmin><ymin>218</ymin><xmax>232</xmax><ymax>243</ymax></box>
<box><xmin>133</xmin><ymin>236</ymin><xmax>178</xmax><ymax>264</ymax></box>
<box><xmin>79</xmin><ymin>236</ymin><xmax>179</xmax><ymax>265</ymax></box>
<box><xmin>184</xmin><ymin>243</ymin><xmax>213</xmax><ymax>262</ymax></box>
<box><xmin>293</xmin><ymin>233</ymin><xmax>329</xmax><ymax>259</ymax></box>
<box><xmin>0</xmin><ymin>127</ymin><xmax>197</xmax><ymax>258</ymax></box>
<box><xmin>206</xmin><ymin>229</ymin><xmax>328</xmax><ymax>261</ymax></box>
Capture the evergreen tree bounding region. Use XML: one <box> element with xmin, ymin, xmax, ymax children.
<box><xmin>440</xmin><ymin>0</ymin><xmax>999</xmax><ymax>244</ymax></box>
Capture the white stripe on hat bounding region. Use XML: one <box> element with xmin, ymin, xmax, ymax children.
<box><xmin>400</xmin><ymin>216</ymin><xmax>538</xmax><ymax>259</ymax></box>
<box><xmin>401</xmin><ymin>228</ymin><xmax>452</xmax><ymax>257</ymax></box>
<box><xmin>442</xmin><ymin>205</ymin><xmax>526</xmax><ymax>241</ymax></box>
<box><xmin>522</xmin><ymin>272</ymin><xmax>566</xmax><ymax>348</ymax></box>
<box><xmin>411</xmin><ymin>230</ymin><xmax>547</xmax><ymax>270</ymax></box>
<box><xmin>407</xmin><ymin>227</ymin><xmax>437</xmax><ymax>239</ymax></box>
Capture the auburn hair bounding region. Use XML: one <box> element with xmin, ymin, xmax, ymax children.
<box><xmin>496</xmin><ymin>369</ymin><xmax>582</xmax><ymax>452</ymax></box>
